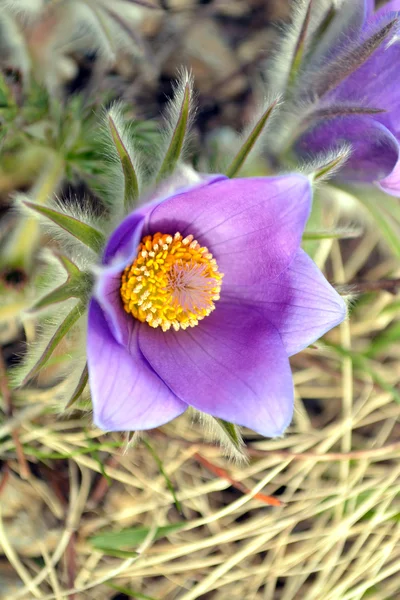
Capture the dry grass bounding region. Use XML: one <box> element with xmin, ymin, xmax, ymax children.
<box><xmin>1</xmin><ymin>215</ymin><xmax>400</xmax><ymax>600</ymax></box>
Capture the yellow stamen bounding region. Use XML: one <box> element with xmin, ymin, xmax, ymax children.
<box><xmin>120</xmin><ymin>232</ymin><xmax>223</xmax><ymax>331</ymax></box>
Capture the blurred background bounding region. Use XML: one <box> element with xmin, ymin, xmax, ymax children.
<box><xmin>1</xmin><ymin>1</ymin><xmax>400</xmax><ymax>599</ymax></box>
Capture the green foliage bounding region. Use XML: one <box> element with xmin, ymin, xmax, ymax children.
<box><xmin>23</xmin><ymin>201</ymin><xmax>105</xmax><ymax>253</ymax></box>
<box><xmin>21</xmin><ymin>301</ymin><xmax>86</xmax><ymax>386</ymax></box>
<box><xmin>142</xmin><ymin>438</ymin><xmax>182</xmax><ymax>514</ymax></box>
<box><xmin>90</xmin><ymin>523</ymin><xmax>186</xmax><ymax>554</ymax></box>
<box><xmin>106</xmin><ymin>584</ymin><xmax>157</xmax><ymax>600</ymax></box>
<box><xmin>215</xmin><ymin>419</ymin><xmax>244</xmax><ymax>454</ymax></box>
<box><xmin>157</xmin><ymin>75</ymin><xmax>194</xmax><ymax>181</ymax></box>
<box><xmin>225</xmin><ymin>99</ymin><xmax>278</xmax><ymax>178</ymax></box>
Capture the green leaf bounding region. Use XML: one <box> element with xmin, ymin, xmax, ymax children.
<box><xmin>312</xmin><ymin>149</ymin><xmax>351</xmax><ymax>183</ymax></box>
<box><xmin>66</xmin><ymin>364</ymin><xmax>89</xmax><ymax>408</ymax></box>
<box><xmin>365</xmin><ymin>322</ymin><xmax>400</xmax><ymax>359</ymax></box>
<box><xmin>288</xmin><ymin>0</ymin><xmax>313</xmax><ymax>87</ymax></box>
<box><xmin>90</xmin><ymin>522</ymin><xmax>185</xmax><ymax>552</ymax></box>
<box><xmin>381</xmin><ymin>300</ymin><xmax>400</xmax><ymax>316</ymax></box>
<box><xmin>29</xmin><ymin>283</ymin><xmax>81</xmax><ymax>311</ymax></box>
<box><xmin>225</xmin><ymin>99</ymin><xmax>278</xmax><ymax>178</ymax></box>
<box><xmin>106</xmin><ymin>584</ymin><xmax>157</xmax><ymax>600</ymax></box>
<box><xmin>215</xmin><ymin>419</ymin><xmax>243</xmax><ymax>452</ymax></box>
<box><xmin>142</xmin><ymin>439</ymin><xmax>182</xmax><ymax>515</ymax></box>
<box><xmin>157</xmin><ymin>81</ymin><xmax>191</xmax><ymax>181</ymax></box>
<box><xmin>21</xmin><ymin>302</ymin><xmax>85</xmax><ymax>385</ymax></box>
<box><xmin>24</xmin><ymin>440</ymin><xmax>122</xmax><ymax>460</ymax></box>
<box><xmin>0</xmin><ymin>71</ymin><xmax>16</xmax><ymax>112</ymax></box>
<box><xmin>29</xmin><ymin>255</ymin><xmax>92</xmax><ymax>312</ymax></box>
<box><xmin>303</xmin><ymin>228</ymin><xmax>362</xmax><ymax>241</ymax></box>
<box><xmin>108</xmin><ymin>113</ymin><xmax>140</xmax><ymax>209</ymax></box>
<box><xmin>56</xmin><ymin>253</ymin><xmax>81</xmax><ymax>278</ymax></box>
<box><xmin>23</xmin><ymin>201</ymin><xmax>105</xmax><ymax>253</ymax></box>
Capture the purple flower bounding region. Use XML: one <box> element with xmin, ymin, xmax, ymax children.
<box><xmin>87</xmin><ymin>175</ymin><xmax>346</xmax><ymax>437</ymax></box>
<box><xmin>294</xmin><ymin>0</ymin><xmax>400</xmax><ymax>195</ymax></box>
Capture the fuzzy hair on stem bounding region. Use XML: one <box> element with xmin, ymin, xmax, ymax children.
<box><xmin>103</xmin><ymin>103</ymin><xmax>145</xmax><ymax>217</ymax></box>
<box><xmin>299</xmin><ymin>143</ymin><xmax>353</xmax><ymax>184</ymax></box>
<box><xmin>304</xmin><ymin>0</ymin><xmax>369</xmax><ymax>75</ymax></box>
<box><xmin>14</xmin><ymin>193</ymin><xmax>103</xmax><ymax>272</ymax></box>
<box><xmin>8</xmin><ymin>297</ymin><xmax>85</xmax><ymax>389</ymax></box>
<box><xmin>222</xmin><ymin>95</ymin><xmax>281</xmax><ymax>177</ymax></box>
<box><xmin>263</xmin><ymin>0</ymin><xmax>328</xmax><ymax>97</ymax></box>
<box><xmin>190</xmin><ymin>409</ymin><xmax>247</xmax><ymax>464</ymax></box>
<box><xmin>154</xmin><ymin>69</ymin><xmax>196</xmax><ymax>178</ymax></box>
<box><xmin>262</xmin><ymin>94</ymin><xmax>321</xmax><ymax>159</ymax></box>
<box><xmin>308</xmin><ymin>15</ymin><xmax>399</xmax><ymax>98</ymax></box>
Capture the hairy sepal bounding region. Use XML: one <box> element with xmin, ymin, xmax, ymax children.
<box><xmin>305</xmin><ymin>0</ymin><xmax>368</xmax><ymax>73</ymax></box>
<box><xmin>225</xmin><ymin>98</ymin><xmax>280</xmax><ymax>178</ymax></box>
<box><xmin>65</xmin><ymin>363</ymin><xmax>89</xmax><ymax>408</ymax></box>
<box><xmin>19</xmin><ymin>300</ymin><xmax>86</xmax><ymax>386</ymax></box>
<box><xmin>265</xmin><ymin>0</ymin><xmax>329</xmax><ymax>96</ymax></box>
<box><xmin>310</xmin><ymin>15</ymin><xmax>399</xmax><ymax>98</ymax></box>
<box><xmin>23</xmin><ymin>200</ymin><xmax>105</xmax><ymax>253</ymax></box>
<box><xmin>107</xmin><ymin>105</ymin><xmax>142</xmax><ymax>210</ymax></box>
<box><xmin>303</xmin><ymin>144</ymin><xmax>352</xmax><ymax>183</ymax></box>
<box><xmin>156</xmin><ymin>70</ymin><xmax>196</xmax><ymax>181</ymax></box>
<box><xmin>191</xmin><ymin>409</ymin><xmax>247</xmax><ymax>463</ymax></box>
<box><xmin>8</xmin><ymin>299</ymin><xmax>83</xmax><ymax>389</ymax></box>
<box><xmin>29</xmin><ymin>254</ymin><xmax>92</xmax><ymax>312</ymax></box>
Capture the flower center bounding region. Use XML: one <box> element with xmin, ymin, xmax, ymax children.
<box><xmin>120</xmin><ymin>232</ymin><xmax>223</xmax><ymax>331</ymax></box>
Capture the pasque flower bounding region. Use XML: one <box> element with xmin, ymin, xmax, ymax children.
<box><xmin>87</xmin><ymin>174</ymin><xmax>346</xmax><ymax>437</ymax></box>
<box><xmin>291</xmin><ymin>0</ymin><xmax>400</xmax><ymax>195</ymax></box>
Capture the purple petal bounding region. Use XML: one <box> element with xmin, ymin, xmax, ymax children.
<box><xmin>145</xmin><ymin>172</ymin><xmax>227</xmax><ymax>206</ymax></box>
<box><xmin>97</xmin><ymin>176</ymin><xmax>226</xmax><ymax>345</ymax></box>
<box><xmin>297</xmin><ymin>116</ymin><xmax>399</xmax><ymax>182</ymax></box>
<box><xmin>223</xmin><ymin>249</ymin><xmax>346</xmax><ymax>357</ymax></box>
<box><xmin>326</xmin><ymin>16</ymin><xmax>400</xmax><ymax>133</ymax></box>
<box><xmin>139</xmin><ymin>304</ymin><xmax>294</xmax><ymax>437</ymax></box>
<box><xmin>95</xmin><ymin>214</ymin><xmax>145</xmax><ymax>346</ymax></box>
<box><xmin>147</xmin><ymin>175</ymin><xmax>312</xmax><ymax>285</ymax></box>
<box><xmin>104</xmin><ymin>174</ymin><xmax>226</xmax><ymax>266</ymax></box>
<box><xmin>308</xmin><ymin>0</ymin><xmax>368</xmax><ymax>68</ymax></box>
<box><xmin>366</xmin><ymin>0</ymin><xmax>375</xmax><ymax>15</ymax></box>
<box><xmin>103</xmin><ymin>213</ymin><xmax>145</xmax><ymax>266</ymax></box>
<box><xmin>376</xmin><ymin>1</ymin><xmax>400</xmax><ymax>16</ymax></box>
<box><xmin>87</xmin><ymin>300</ymin><xmax>187</xmax><ymax>431</ymax></box>
<box><xmin>93</xmin><ymin>268</ymin><xmax>132</xmax><ymax>346</ymax></box>
<box><xmin>379</xmin><ymin>156</ymin><xmax>400</xmax><ymax>195</ymax></box>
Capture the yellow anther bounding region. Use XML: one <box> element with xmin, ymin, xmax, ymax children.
<box><xmin>120</xmin><ymin>232</ymin><xmax>223</xmax><ymax>331</ymax></box>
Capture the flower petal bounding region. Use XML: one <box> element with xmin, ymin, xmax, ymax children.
<box><xmin>376</xmin><ymin>1</ymin><xmax>400</xmax><ymax>16</ymax></box>
<box><xmin>94</xmin><ymin>214</ymin><xmax>145</xmax><ymax>346</ymax></box>
<box><xmin>139</xmin><ymin>304</ymin><xmax>294</xmax><ymax>437</ymax></box>
<box><xmin>223</xmin><ymin>249</ymin><xmax>347</xmax><ymax>356</ymax></box>
<box><xmin>308</xmin><ymin>0</ymin><xmax>368</xmax><ymax>67</ymax></box>
<box><xmin>147</xmin><ymin>175</ymin><xmax>312</xmax><ymax>284</ymax></box>
<box><xmin>366</xmin><ymin>0</ymin><xmax>375</xmax><ymax>15</ymax></box>
<box><xmin>326</xmin><ymin>16</ymin><xmax>400</xmax><ymax>132</ymax></box>
<box><xmin>103</xmin><ymin>213</ymin><xmax>145</xmax><ymax>266</ymax></box>
<box><xmin>103</xmin><ymin>174</ymin><xmax>226</xmax><ymax>266</ymax></box>
<box><xmin>296</xmin><ymin>116</ymin><xmax>399</xmax><ymax>182</ymax></box>
<box><xmin>87</xmin><ymin>300</ymin><xmax>187</xmax><ymax>431</ymax></box>
<box><xmin>379</xmin><ymin>155</ymin><xmax>400</xmax><ymax>195</ymax></box>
